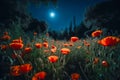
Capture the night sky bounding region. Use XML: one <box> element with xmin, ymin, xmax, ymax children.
<box><xmin>28</xmin><ymin>0</ymin><xmax>106</xmax><ymax>31</ymax></box>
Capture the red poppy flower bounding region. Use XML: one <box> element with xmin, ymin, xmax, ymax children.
<box><xmin>1</xmin><ymin>35</ymin><xmax>11</xmax><ymax>41</ymax></box>
<box><xmin>91</xmin><ymin>30</ymin><xmax>103</xmax><ymax>37</ymax></box>
<box><xmin>51</xmin><ymin>48</ymin><xmax>57</xmax><ymax>53</ymax></box>
<box><xmin>0</xmin><ymin>32</ymin><xmax>11</xmax><ymax>41</ymax></box>
<box><xmin>50</xmin><ymin>45</ymin><xmax>57</xmax><ymax>53</ymax></box>
<box><xmin>83</xmin><ymin>40</ymin><xmax>90</xmax><ymax>47</ymax></box>
<box><xmin>48</xmin><ymin>55</ymin><xmax>59</xmax><ymax>63</ymax></box>
<box><xmin>51</xmin><ymin>45</ymin><xmax>56</xmax><ymax>49</ymax></box>
<box><xmin>10</xmin><ymin>65</ymin><xmax>21</xmax><ymax>76</ymax></box>
<box><xmin>12</xmin><ymin>37</ymin><xmax>23</xmax><ymax>43</ymax></box>
<box><xmin>9</xmin><ymin>37</ymin><xmax>24</xmax><ymax>50</ymax></box>
<box><xmin>24</xmin><ymin>47</ymin><xmax>32</xmax><ymax>54</ymax></box>
<box><xmin>69</xmin><ymin>43</ymin><xmax>74</xmax><ymax>46</ymax></box>
<box><xmin>20</xmin><ymin>64</ymin><xmax>32</xmax><ymax>74</ymax></box>
<box><xmin>32</xmin><ymin>71</ymin><xmax>47</xmax><ymax>80</ymax></box>
<box><xmin>98</xmin><ymin>36</ymin><xmax>120</xmax><ymax>46</ymax></box>
<box><xmin>10</xmin><ymin>43</ymin><xmax>23</xmax><ymax>50</ymax></box>
<box><xmin>0</xmin><ymin>45</ymin><xmax>8</xmax><ymax>51</ymax></box>
<box><xmin>71</xmin><ymin>73</ymin><xmax>80</xmax><ymax>80</ymax></box>
<box><xmin>102</xmin><ymin>60</ymin><xmax>109</xmax><ymax>67</ymax></box>
<box><xmin>71</xmin><ymin>37</ymin><xmax>79</xmax><ymax>42</ymax></box>
<box><xmin>35</xmin><ymin>43</ymin><xmax>42</xmax><ymax>48</ymax></box>
<box><xmin>61</xmin><ymin>48</ymin><xmax>70</xmax><ymax>55</ymax></box>
<box><xmin>63</xmin><ymin>43</ymin><xmax>69</xmax><ymax>47</ymax></box>
<box><xmin>10</xmin><ymin>64</ymin><xmax>32</xmax><ymax>76</ymax></box>
<box><xmin>43</xmin><ymin>42</ymin><xmax>48</xmax><ymax>48</ymax></box>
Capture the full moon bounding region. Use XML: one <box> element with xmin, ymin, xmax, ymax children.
<box><xmin>50</xmin><ymin>12</ymin><xmax>55</xmax><ymax>18</ymax></box>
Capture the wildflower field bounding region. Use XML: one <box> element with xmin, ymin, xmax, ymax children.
<box><xmin>0</xmin><ymin>30</ymin><xmax>120</xmax><ymax>80</ymax></box>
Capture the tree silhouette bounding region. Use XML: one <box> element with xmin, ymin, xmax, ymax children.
<box><xmin>63</xmin><ymin>27</ymin><xmax>69</xmax><ymax>40</ymax></box>
<box><xmin>27</xmin><ymin>19</ymin><xmax>48</xmax><ymax>33</ymax></box>
<box><xmin>0</xmin><ymin>0</ymin><xmax>57</xmax><ymax>34</ymax></box>
<box><xmin>68</xmin><ymin>21</ymin><xmax>74</xmax><ymax>37</ymax></box>
<box><xmin>76</xmin><ymin>22</ymin><xmax>88</xmax><ymax>38</ymax></box>
<box><xmin>84</xmin><ymin>0</ymin><xmax>120</xmax><ymax>34</ymax></box>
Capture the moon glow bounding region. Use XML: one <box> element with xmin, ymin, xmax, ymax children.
<box><xmin>50</xmin><ymin>12</ymin><xmax>55</xmax><ymax>18</ymax></box>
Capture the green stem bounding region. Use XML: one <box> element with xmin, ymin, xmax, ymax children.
<box><xmin>79</xmin><ymin>62</ymin><xmax>89</xmax><ymax>80</ymax></box>
<box><xmin>14</xmin><ymin>50</ymin><xmax>24</xmax><ymax>64</ymax></box>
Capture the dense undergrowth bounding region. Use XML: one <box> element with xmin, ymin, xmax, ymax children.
<box><xmin>0</xmin><ymin>30</ymin><xmax>120</xmax><ymax>80</ymax></box>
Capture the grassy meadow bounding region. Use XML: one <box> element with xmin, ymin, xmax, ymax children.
<box><xmin>0</xmin><ymin>30</ymin><xmax>120</xmax><ymax>80</ymax></box>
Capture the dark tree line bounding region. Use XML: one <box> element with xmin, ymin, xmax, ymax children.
<box><xmin>48</xmin><ymin>16</ymin><xmax>89</xmax><ymax>40</ymax></box>
<box><xmin>49</xmin><ymin>0</ymin><xmax>120</xmax><ymax>40</ymax></box>
<box><xmin>84</xmin><ymin>0</ymin><xmax>120</xmax><ymax>34</ymax></box>
<box><xmin>0</xmin><ymin>0</ymin><xmax>57</xmax><ymax>37</ymax></box>
<box><xmin>0</xmin><ymin>0</ymin><xmax>119</xmax><ymax>40</ymax></box>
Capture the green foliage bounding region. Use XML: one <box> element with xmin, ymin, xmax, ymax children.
<box><xmin>8</xmin><ymin>19</ymin><xmax>24</xmax><ymax>39</ymax></box>
<box><xmin>0</xmin><ymin>30</ymin><xmax>120</xmax><ymax>80</ymax></box>
<box><xmin>0</xmin><ymin>0</ymin><xmax>55</xmax><ymax>36</ymax></box>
